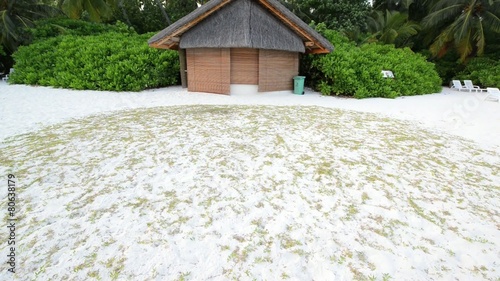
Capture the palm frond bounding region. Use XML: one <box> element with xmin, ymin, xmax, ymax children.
<box><xmin>422</xmin><ymin>4</ymin><xmax>463</xmax><ymax>28</ymax></box>
<box><xmin>456</xmin><ymin>29</ymin><xmax>473</xmax><ymax>61</ymax></box>
<box><xmin>62</xmin><ymin>0</ymin><xmax>84</xmax><ymax>19</ymax></box>
<box><xmin>473</xmin><ymin>20</ymin><xmax>486</xmax><ymax>55</ymax></box>
<box><xmin>84</xmin><ymin>0</ymin><xmax>112</xmax><ymax>22</ymax></box>
<box><xmin>0</xmin><ymin>10</ymin><xmax>18</xmax><ymax>51</ymax></box>
<box><xmin>367</xmin><ymin>11</ymin><xmax>381</xmax><ymax>33</ymax></box>
<box><xmin>1</xmin><ymin>0</ymin><xmax>61</xmax><ymax>53</ymax></box>
<box><xmin>455</xmin><ymin>11</ymin><xmax>474</xmax><ymax>42</ymax></box>
<box><xmin>14</xmin><ymin>15</ymin><xmax>34</xmax><ymax>29</ymax></box>
<box><xmin>429</xmin><ymin>24</ymin><xmax>454</xmax><ymax>56</ymax></box>
<box><xmin>482</xmin><ymin>10</ymin><xmax>500</xmax><ymax>32</ymax></box>
<box><xmin>430</xmin><ymin>0</ymin><xmax>469</xmax><ymax>11</ymax></box>
<box><xmin>401</xmin><ymin>0</ymin><xmax>414</xmax><ymax>10</ymax></box>
<box><xmin>398</xmin><ymin>23</ymin><xmax>420</xmax><ymax>37</ymax></box>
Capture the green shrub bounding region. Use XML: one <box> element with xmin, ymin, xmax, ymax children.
<box><xmin>455</xmin><ymin>57</ymin><xmax>500</xmax><ymax>88</ymax></box>
<box><xmin>27</xmin><ymin>18</ymin><xmax>133</xmax><ymax>42</ymax></box>
<box><xmin>309</xmin><ymin>27</ymin><xmax>441</xmax><ymax>98</ymax></box>
<box><xmin>425</xmin><ymin>51</ymin><xmax>464</xmax><ymax>86</ymax></box>
<box><xmin>11</xmin><ymin>32</ymin><xmax>179</xmax><ymax>91</ymax></box>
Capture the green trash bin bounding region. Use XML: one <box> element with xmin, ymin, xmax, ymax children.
<box><xmin>293</xmin><ymin>76</ymin><xmax>306</xmax><ymax>95</ymax></box>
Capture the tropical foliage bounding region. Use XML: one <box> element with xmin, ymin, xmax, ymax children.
<box><xmin>10</xmin><ymin>29</ymin><xmax>179</xmax><ymax>91</ymax></box>
<box><xmin>112</xmin><ymin>0</ymin><xmax>200</xmax><ymax>34</ymax></box>
<box><xmin>456</xmin><ymin>56</ymin><xmax>500</xmax><ymax>87</ymax></box>
<box><xmin>309</xmin><ymin>25</ymin><xmax>441</xmax><ymax>98</ymax></box>
<box><xmin>0</xmin><ymin>0</ymin><xmax>60</xmax><ymax>53</ymax></box>
<box><xmin>57</xmin><ymin>0</ymin><xmax>115</xmax><ymax>22</ymax></box>
<box><xmin>423</xmin><ymin>0</ymin><xmax>500</xmax><ymax>62</ymax></box>
<box><xmin>2</xmin><ymin>0</ymin><xmax>500</xmax><ymax>92</ymax></box>
<box><xmin>367</xmin><ymin>10</ymin><xmax>420</xmax><ymax>47</ymax></box>
<box><xmin>282</xmin><ymin>0</ymin><xmax>371</xmax><ymax>32</ymax></box>
<box><xmin>26</xmin><ymin>17</ymin><xmax>132</xmax><ymax>41</ymax></box>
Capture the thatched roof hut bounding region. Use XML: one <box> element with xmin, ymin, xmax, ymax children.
<box><xmin>149</xmin><ymin>0</ymin><xmax>334</xmax><ymax>94</ymax></box>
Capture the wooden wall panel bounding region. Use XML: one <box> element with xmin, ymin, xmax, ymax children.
<box><xmin>258</xmin><ymin>50</ymin><xmax>298</xmax><ymax>92</ymax></box>
<box><xmin>186</xmin><ymin>48</ymin><xmax>230</xmax><ymax>94</ymax></box>
<box><xmin>230</xmin><ymin>48</ymin><xmax>259</xmax><ymax>84</ymax></box>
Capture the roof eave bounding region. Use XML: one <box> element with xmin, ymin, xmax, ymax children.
<box><xmin>306</xmin><ymin>48</ymin><xmax>332</xmax><ymax>54</ymax></box>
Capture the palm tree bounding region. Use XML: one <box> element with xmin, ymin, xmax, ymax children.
<box><xmin>0</xmin><ymin>0</ymin><xmax>60</xmax><ymax>52</ymax></box>
<box><xmin>57</xmin><ymin>0</ymin><xmax>114</xmax><ymax>22</ymax></box>
<box><xmin>423</xmin><ymin>0</ymin><xmax>500</xmax><ymax>62</ymax></box>
<box><xmin>367</xmin><ymin>10</ymin><xmax>420</xmax><ymax>47</ymax></box>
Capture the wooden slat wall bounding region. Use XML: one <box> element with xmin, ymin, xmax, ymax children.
<box><xmin>230</xmin><ymin>48</ymin><xmax>259</xmax><ymax>84</ymax></box>
<box><xmin>186</xmin><ymin>48</ymin><xmax>230</xmax><ymax>94</ymax></box>
<box><xmin>258</xmin><ymin>49</ymin><xmax>298</xmax><ymax>92</ymax></box>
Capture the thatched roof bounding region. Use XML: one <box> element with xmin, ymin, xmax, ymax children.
<box><xmin>180</xmin><ymin>0</ymin><xmax>305</xmax><ymax>52</ymax></box>
<box><xmin>148</xmin><ymin>0</ymin><xmax>334</xmax><ymax>54</ymax></box>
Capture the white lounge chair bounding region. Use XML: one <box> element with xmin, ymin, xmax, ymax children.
<box><xmin>464</xmin><ymin>80</ymin><xmax>486</xmax><ymax>92</ymax></box>
<box><xmin>486</xmin><ymin>88</ymin><xmax>500</xmax><ymax>102</ymax></box>
<box><xmin>451</xmin><ymin>80</ymin><xmax>468</xmax><ymax>91</ymax></box>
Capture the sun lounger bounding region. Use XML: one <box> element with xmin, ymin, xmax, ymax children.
<box><xmin>464</xmin><ymin>80</ymin><xmax>486</xmax><ymax>92</ymax></box>
<box><xmin>451</xmin><ymin>80</ymin><xmax>468</xmax><ymax>91</ymax></box>
<box><xmin>486</xmin><ymin>88</ymin><xmax>500</xmax><ymax>102</ymax></box>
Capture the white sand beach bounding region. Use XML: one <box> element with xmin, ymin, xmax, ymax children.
<box><xmin>1</xmin><ymin>82</ymin><xmax>499</xmax><ymax>147</ymax></box>
<box><xmin>0</xmin><ymin>82</ymin><xmax>499</xmax><ymax>280</ymax></box>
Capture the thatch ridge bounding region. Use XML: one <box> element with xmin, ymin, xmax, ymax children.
<box><xmin>148</xmin><ymin>0</ymin><xmax>334</xmax><ymax>53</ymax></box>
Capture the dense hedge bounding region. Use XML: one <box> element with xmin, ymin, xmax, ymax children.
<box><xmin>10</xmin><ymin>32</ymin><xmax>179</xmax><ymax>91</ymax></box>
<box><xmin>308</xmin><ymin>26</ymin><xmax>441</xmax><ymax>98</ymax></box>
<box><xmin>26</xmin><ymin>18</ymin><xmax>134</xmax><ymax>42</ymax></box>
<box><xmin>456</xmin><ymin>57</ymin><xmax>500</xmax><ymax>88</ymax></box>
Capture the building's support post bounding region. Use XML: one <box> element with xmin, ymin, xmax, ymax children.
<box><xmin>179</xmin><ymin>48</ymin><xmax>187</xmax><ymax>88</ymax></box>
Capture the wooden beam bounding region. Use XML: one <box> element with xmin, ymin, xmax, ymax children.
<box><xmin>306</xmin><ymin>48</ymin><xmax>330</xmax><ymax>54</ymax></box>
<box><xmin>305</xmin><ymin>41</ymin><xmax>314</xmax><ymax>47</ymax></box>
<box><xmin>166</xmin><ymin>42</ymin><xmax>179</xmax><ymax>50</ymax></box>
<box><xmin>149</xmin><ymin>43</ymin><xmax>172</xmax><ymax>49</ymax></box>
